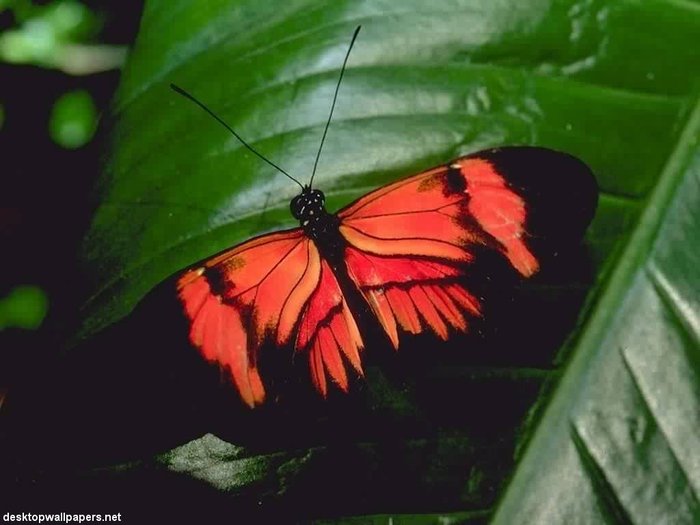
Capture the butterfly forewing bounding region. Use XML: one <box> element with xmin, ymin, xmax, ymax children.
<box><xmin>177</xmin><ymin>229</ymin><xmax>319</xmax><ymax>406</ymax></box>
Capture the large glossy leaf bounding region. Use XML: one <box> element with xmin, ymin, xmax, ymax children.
<box><xmin>493</xmin><ymin>102</ymin><xmax>700</xmax><ymax>523</ymax></box>
<box><xmin>66</xmin><ymin>0</ymin><xmax>699</xmax><ymax>521</ymax></box>
<box><xmin>78</xmin><ymin>0</ymin><xmax>697</xmax><ymax>339</ymax></box>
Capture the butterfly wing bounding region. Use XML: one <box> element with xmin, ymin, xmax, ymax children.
<box><xmin>338</xmin><ymin>146</ymin><xmax>597</xmax><ymax>348</ymax></box>
<box><xmin>177</xmin><ymin>228</ymin><xmax>364</xmax><ymax>406</ymax></box>
<box><xmin>178</xmin><ymin>147</ymin><xmax>596</xmax><ymax>405</ymax></box>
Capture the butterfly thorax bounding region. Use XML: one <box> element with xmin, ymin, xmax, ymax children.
<box><xmin>290</xmin><ymin>187</ymin><xmax>340</xmax><ymax>247</ymax></box>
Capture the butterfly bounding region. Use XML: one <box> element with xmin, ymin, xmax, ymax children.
<box><xmin>172</xmin><ymin>27</ymin><xmax>598</xmax><ymax>408</ymax></box>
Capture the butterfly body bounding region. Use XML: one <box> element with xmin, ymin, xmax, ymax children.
<box><xmin>176</xmin><ymin>147</ymin><xmax>598</xmax><ymax>407</ymax></box>
<box><xmin>290</xmin><ymin>187</ymin><xmax>344</xmax><ymax>263</ymax></box>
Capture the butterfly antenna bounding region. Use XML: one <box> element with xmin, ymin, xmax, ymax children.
<box><xmin>170</xmin><ymin>83</ymin><xmax>304</xmax><ymax>190</ymax></box>
<box><xmin>308</xmin><ymin>25</ymin><xmax>361</xmax><ymax>189</ymax></box>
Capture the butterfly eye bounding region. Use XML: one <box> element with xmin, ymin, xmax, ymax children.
<box><xmin>312</xmin><ymin>190</ymin><xmax>325</xmax><ymax>206</ymax></box>
<box><xmin>290</xmin><ymin>195</ymin><xmax>304</xmax><ymax>219</ymax></box>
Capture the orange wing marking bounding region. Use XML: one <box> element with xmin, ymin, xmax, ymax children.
<box><xmin>179</xmin><ymin>274</ymin><xmax>265</xmax><ymax>407</ymax></box>
<box><xmin>297</xmin><ymin>260</ymin><xmax>364</xmax><ymax>396</ymax></box>
<box><xmin>457</xmin><ymin>158</ymin><xmax>538</xmax><ymax>276</ymax></box>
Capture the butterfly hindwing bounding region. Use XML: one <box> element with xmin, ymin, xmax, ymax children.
<box><xmin>343</xmin><ymin>248</ymin><xmax>481</xmax><ymax>347</ymax></box>
<box><xmin>296</xmin><ymin>259</ymin><xmax>364</xmax><ymax>396</ymax></box>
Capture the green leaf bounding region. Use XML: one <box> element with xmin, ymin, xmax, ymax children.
<box><xmin>0</xmin><ymin>285</ymin><xmax>49</xmax><ymax>330</ymax></box>
<box><xmin>74</xmin><ymin>0</ymin><xmax>699</xmax><ymax>520</ymax></box>
<box><xmin>49</xmin><ymin>89</ymin><xmax>98</xmax><ymax>149</ymax></box>
<box><xmin>493</xmin><ymin>100</ymin><xmax>700</xmax><ymax>523</ymax></box>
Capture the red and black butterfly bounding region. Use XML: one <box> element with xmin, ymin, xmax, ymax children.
<box><xmin>172</xmin><ymin>27</ymin><xmax>597</xmax><ymax>408</ymax></box>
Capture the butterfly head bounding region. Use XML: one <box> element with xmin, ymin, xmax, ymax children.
<box><xmin>290</xmin><ymin>187</ymin><xmax>327</xmax><ymax>226</ymax></box>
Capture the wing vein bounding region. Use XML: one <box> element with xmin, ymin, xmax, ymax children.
<box><xmin>344</xmin><ymin>199</ymin><xmax>463</xmax><ymax>221</ymax></box>
<box><xmin>276</xmin><ymin>240</ymin><xmax>315</xmax><ymax>339</ymax></box>
<box><xmin>342</xmin><ymin>223</ymin><xmax>464</xmax><ymax>248</ymax></box>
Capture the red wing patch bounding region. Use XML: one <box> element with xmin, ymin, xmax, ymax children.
<box><xmin>452</xmin><ymin>157</ymin><xmax>538</xmax><ymax>276</ymax></box>
<box><xmin>179</xmin><ymin>272</ymin><xmax>265</xmax><ymax>407</ymax></box>
<box><xmin>344</xmin><ymin>247</ymin><xmax>480</xmax><ymax>348</ymax></box>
